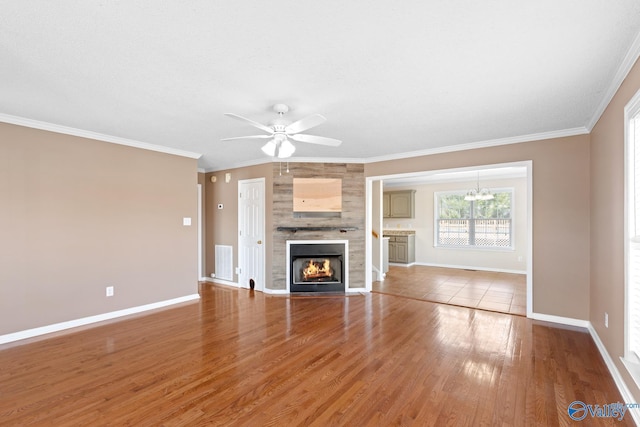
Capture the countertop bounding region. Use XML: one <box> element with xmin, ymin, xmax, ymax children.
<box><xmin>383</xmin><ymin>229</ymin><xmax>416</xmax><ymax>236</ymax></box>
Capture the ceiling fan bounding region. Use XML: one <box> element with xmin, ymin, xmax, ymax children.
<box><xmin>222</xmin><ymin>104</ymin><xmax>342</xmax><ymax>158</ymax></box>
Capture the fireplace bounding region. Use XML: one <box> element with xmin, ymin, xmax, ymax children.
<box><xmin>287</xmin><ymin>240</ymin><xmax>348</xmax><ymax>293</ymax></box>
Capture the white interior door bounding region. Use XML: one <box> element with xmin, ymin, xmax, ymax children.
<box><xmin>238</xmin><ymin>178</ymin><xmax>265</xmax><ymax>291</ymax></box>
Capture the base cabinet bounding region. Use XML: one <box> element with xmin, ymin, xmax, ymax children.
<box><xmin>387</xmin><ymin>235</ymin><xmax>415</xmax><ymax>264</ymax></box>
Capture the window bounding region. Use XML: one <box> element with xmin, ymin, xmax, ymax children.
<box><xmin>435</xmin><ymin>190</ymin><xmax>513</xmax><ymax>248</ymax></box>
<box><xmin>625</xmin><ymin>90</ymin><xmax>640</xmax><ymax>373</ymax></box>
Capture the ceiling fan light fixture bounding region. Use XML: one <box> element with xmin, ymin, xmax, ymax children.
<box><xmin>261</xmin><ymin>140</ymin><xmax>277</xmax><ymax>157</ymax></box>
<box><xmin>223</xmin><ymin>103</ymin><xmax>341</xmax><ymax>158</ymax></box>
<box><xmin>277</xmin><ymin>139</ymin><xmax>296</xmax><ymax>158</ymax></box>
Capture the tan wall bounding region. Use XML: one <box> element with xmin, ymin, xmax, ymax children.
<box><xmin>366</xmin><ymin>135</ymin><xmax>591</xmax><ymax>319</ymax></box>
<box><xmin>0</xmin><ymin>123</ymin><xmax>199</xmax><ymax>335</ymax></box>
<box><xmin>590</xmin><ymin>57</ymin><xmax>640</xmax><ymax>401</ymax></box>
<box><xmin>204</xmin><ymin>163</ymin><xmax>273</xmax><ymax>286</ymax></box>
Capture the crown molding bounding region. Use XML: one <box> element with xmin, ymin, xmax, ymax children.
<box><xmin>362</xmin><ymin>127</ymin><xmax>589</xmax><ymax>164</ymax></box>
<box><xmin>587</xmin><ymin>29</ymin><xmax>640</xmax><ymax>131</ymax></box>
<box><xmin>3</xmin><ymin>111</ymin><xmax>590</xmax><ymax>172</ymax></box>
<box><xmin>204</xmin><ymin>127</ymin><xmax>589</xmax><ymax>172</ymax></box>
<box><xmin>202</xmin><ymin>156</ymin><xmax>365</xmax><ymax>173</ymax></box>
<box><xmin>0</xmin><ymin>113</ymin><xmax>202</xmax><ymax>159</ymax></box>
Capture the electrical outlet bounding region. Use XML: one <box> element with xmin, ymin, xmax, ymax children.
<box><xmin>605</xmin><ymin>312</ymin><xmax>609</xmax><ymax>328</ymax></box>
<box><xmin>106</xmin><ymin>286</ymin><xmax>114</xmax><ymax>297</ymax></box>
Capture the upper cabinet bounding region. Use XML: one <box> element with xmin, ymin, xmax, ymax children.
<box><xmin>383</xmin><ymin>190</ymin><xmax>416</xmax><ymax>218</ymax></box>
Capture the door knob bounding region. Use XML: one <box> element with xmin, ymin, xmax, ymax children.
<box><xmin>257</xmin><ymin>240</ymin><xmax>262</xmax><ymax>245</ymax></box>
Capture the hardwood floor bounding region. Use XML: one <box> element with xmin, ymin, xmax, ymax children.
<box><xmin>0</xmin><ymin>283</ymin><xmax>631</xmax><ymax>426</ymax></box>
<box><xmin>373</xmin><ymin>265</ymin><xmax>527</xmax><ymax>316</ymax></box>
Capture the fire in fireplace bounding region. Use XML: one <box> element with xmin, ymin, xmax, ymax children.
<box><xmin>287</xmin><ymin>240</ymin><xmax>348</xmax><ymax>293</ymax></box>
<box><xmin>303</xmin><ymin>259</ymin><xmax>333</xmax><ymax>281</ymax></box>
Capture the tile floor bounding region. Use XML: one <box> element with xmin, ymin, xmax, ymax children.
<box><xmin>372</xmin><ymin>265</ymin><xmax>527</xmax><ymax>316</ymax></box>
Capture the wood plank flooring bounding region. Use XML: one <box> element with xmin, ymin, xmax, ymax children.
<box><xmin>373</xmin><ymin>265</ymin><xmax>527</xmax><ymax>316</ymax></box>
<box><xmin>0</xmin><ymin>283</ymin><xmax>631</xmax><ymax>426</ymax></box>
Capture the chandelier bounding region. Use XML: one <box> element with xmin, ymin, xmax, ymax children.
<box><xmin>464</xmin><ymin>172</ymin><xmax>494</xmax><ymax>201</ymax></box>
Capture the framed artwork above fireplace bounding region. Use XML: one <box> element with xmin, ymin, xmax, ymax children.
<box><xmin>293</xmin><ymin>178</ymin><xmax>342</xmax><ymax>218</ymax></box>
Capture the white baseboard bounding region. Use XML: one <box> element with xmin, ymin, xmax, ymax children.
<box><xmin>347</xmin><ymin>288</ymin><xmax>368</xmax><ymax>293</ymax></box>
<box><xmin>525</xmin><ymin>314</ymin><xmax>640</xmax><ymax>424</ymax></box>
<box><xmin>529</xmin><ymin>312</ymin><xmax>590</xmax><ymax>328</ymax></box>
<box><xmin>0</xmin><ymin>294</ymin><xmax>201</xmax><ymax>345</ymax></box>
<box><xmin>588</xmin><ymin>323</ymin><xmax>640</xmax><ymax>425</ymax></box>
<box><xmin>389</xmin><ymin>262</ymin><xmax>416</xmax><ymax>268</ymax></box>
<box><xmin>414</xmin><ymin>262</ymin><xmax>526</xmax><ymax>275</ymax></box>
<box><xmin>204</xmin><ymin>277</ymin><xmax>239</xmax><ymax>288</ymax></box>
<box><xmin>263</xmin><ymin>288</ymin><xmax>289</xmax><ymax>295</ymax></box>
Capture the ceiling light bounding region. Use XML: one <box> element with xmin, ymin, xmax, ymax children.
<box><xmin>261</xmin><ymin>140</ymin><xmax>277</xmax><ymax>157</ymax></box>
<box><xmin>277</xmin><ymin>139</ymin><xmax>295</xmax><ymax>158</ymax></box>
<box><xmin>261</xmin><ymin>135</ymin><xmax>296</xmax><ymax>159</ymax></box>
<box><xmin>464</xmin><ymin>172</ymin><xmax>494</xmax><ymax>201</ymax></box>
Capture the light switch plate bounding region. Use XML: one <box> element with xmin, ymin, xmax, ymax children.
<box><xmin>183</xmin><ymin>217</ymin><xmax>191</xmax><ymax>226</ymax></box>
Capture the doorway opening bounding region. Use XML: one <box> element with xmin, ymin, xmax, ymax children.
<box><xmin>366</xmin><ymin>161</ymin><xmax>532</xmax><ymax>316</ymax></box>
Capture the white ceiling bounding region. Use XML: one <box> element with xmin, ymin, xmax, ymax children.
<box><xmin>2</xmin><ymin>1</ymin><xmax>640</xmax><ymax>172</ymax></box>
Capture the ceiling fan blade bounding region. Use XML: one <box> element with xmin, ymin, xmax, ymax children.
<box><xmin>289</xmin><ymin>133</ymin><xmax>342</xmax><ymax>146</ymax></box>
<box><xmin>220</xmin><ymin>135</ymin><xmax>271</xmax><ymax>141</ymax></box>
<box><xmin>224</xmin><ymin>113</ymin><xmax>274</xmax><ymax>134</ymax></box>
<box><xmin>285</xmin><ymin>114</ymin><xmax>326</xmax><ymax>134</ymax></box>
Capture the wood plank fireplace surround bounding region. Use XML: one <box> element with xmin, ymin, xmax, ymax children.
<box><xmin>272</xmin><ymin>163</ymin><xmax>365</xmax><ymax>293</ymax></box>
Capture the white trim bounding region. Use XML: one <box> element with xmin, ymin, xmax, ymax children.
<box><xmin>413</xmin><ymin>262</ymin><xmax>526</xmax><ymax>275</ymax></box>
<box><xmin>389</xmin><ymin>262</ymin><xmax>417</xmax><ymax>268</ymax></box>
<box><xmin>197</xmin><ymin>184</ymin><xmax>203</xmax><ymax>280</ymax></box>
<box><xmin>529</xmin><ymin>312</ymin><xmax>590</xmax><ymax>328</ymax></box>
<box><xmin>525</xmin><ymin>161</ymin><xmax>534</xmax><ymax>317</ymax></box>
<box><xmin>263</xmin><ymin>288</ymin><xmax>289</xmax><ymax>295</ymax></box>
<box><xmin>0</xmin><ymin>113</ymin><xmax>202</xmax><ymax>159</ymax></box>
<box><xmin>204</xmin><ymin>277</ymin><xmax>240</xmax><ymax>288</ymax></box>
<box><xmin>365</xmin><ymin>179</ymin><xmax>373</xmax><ymax>291</ymax></box>
<box><xmin>588</xmin><ymin>323</ymin><xmax>640</xmax><ymax>425</ymax></box>
<box><xmin>587</xmin><ymin>29</ymin><xmax>640</xmax><ymax>131</ymax></box>
<box><xmin>203</xmin><ymin>156</ymin><xmax>364</xmax><ymax>173</ymax></box>
<box><xmin>346</xmin><ymin>288</ymin><xmax>367</xmax><ymax>293</ymax></box>
<box><xmin>623</xmin><ymin>87</ymin><xmax>640</xmax><ymax>393</ymax></box>
<box><xmin>362</xmin><ymin>128</ymin><xmax>588</xmax><ymax>165</ymax></box>
<box><xmin>0</xmin><ymin>294</ymin><xmax>200</xmax><ymax>345</ymax></box>
<box><xmin>203</xmin><ymin>129</ymin><xmax>587</xmax><ymax>172</ymax></box>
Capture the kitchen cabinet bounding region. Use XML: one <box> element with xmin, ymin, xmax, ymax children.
<box><xmin>387</xmin><ymin>234</ymin><xmax>415</xmax><ymax>264</ymax></box>
<box><xmin>383</xmin><ymin>190</ymin><xmax>416</xmax><ymax>218</ymax></box>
